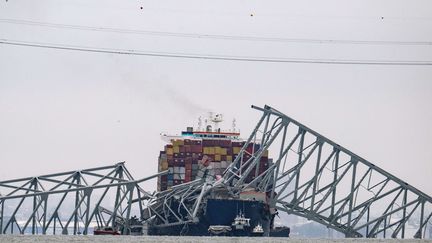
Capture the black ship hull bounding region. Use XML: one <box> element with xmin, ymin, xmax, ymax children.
<box><xmin>148</xmin><ymin>199</ymin><xmax>281</xmax><ymax>237</ymax></box>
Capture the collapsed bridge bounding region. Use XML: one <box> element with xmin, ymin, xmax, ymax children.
<box><xmin>0</xmin><ymin>105</ymin><xmax>430</xmax><ymax>238</ymax></box>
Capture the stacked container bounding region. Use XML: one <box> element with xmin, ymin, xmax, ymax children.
<box><xmin>157</xmin><ymin>138</ymin><xmax>270</xmax><ymax>192</ymax></box>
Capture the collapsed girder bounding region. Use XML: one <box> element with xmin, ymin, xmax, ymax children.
<box><xmin>222</xmin><ymin>105</ymin><xmax>432</xmax><ymax>238</ymax></box>
<box><xmin>1</xmin><ymin>105</ymin><xmax>430</xmax><ymax>238</ymax></box>
<box><xmin>0</xmin><ymin>162</ymin><xmax>162</xmax><ymax>235</ymax></box>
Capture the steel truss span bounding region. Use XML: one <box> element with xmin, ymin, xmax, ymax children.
<box><xmin>0</xmin><ymin>105</ymin><xmax>430</xmax><ymax>238</ymax></box>
<box><xmin>0</xmin><ymin>162</ymin><xmax>163</xmax><ymax>235</ymax></box>
<box><xmin>222</xmin><ymin>105</ymin><xmax>431</xmax><ymax>238</ymax></box>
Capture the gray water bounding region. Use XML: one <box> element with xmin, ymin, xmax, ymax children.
<box><xmin>0</xmin><ymin>236</ymin><xmax>431</xmax><ymax>243</ymax></box>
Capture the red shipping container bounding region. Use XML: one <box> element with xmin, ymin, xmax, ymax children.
<box><xmin>185</xmin><ymin>163</ymin><xmax>192</xmax><ymax>170</ymax></box>
<box><xmin>232</xmin><ymin>141</ymin><xmax>245</xmax><ymax>147</ymax></box>
<box><xmin>226</xmin><ymin>147</ymin><xmax>233</xmax><ymax>155</ymax></box>
<box><xmin>185</xmin><ymin>170</ymin><xmax>192</xmax><ymax>181</ymax></box>
<box><xmin>192</xmin><ymin>145</ymin><xmax>202</xmax><ymax>153</ymax></box>
<box><xmin>220</xmin><ymin>140</ymin><xmax>231</xmax><ymax>147</ymax></box>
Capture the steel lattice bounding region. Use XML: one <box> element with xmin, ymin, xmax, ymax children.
<box><xmin>0</xmin><ymin>162</ymin><xmax>162</xmax><ymax>235</ymax></box>
<box><xmin>1</xmin><ymin>105</ymin><xmax>430</xmax><ymax>238</ymax></box>
<box><xmin>222</xmin><ymin>105</ymin><xmax>432</xmax><ymax>238</ymax></box>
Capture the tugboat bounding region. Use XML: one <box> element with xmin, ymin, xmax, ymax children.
<box><xmin>251</xmin><ymin>223</ymin><xmax>264</xmax><ymax>236</ymax></box>
<box><xmin>231</xmin><ymin>211</ymin><xmax>250</xmax><ymax>230</ymax></box>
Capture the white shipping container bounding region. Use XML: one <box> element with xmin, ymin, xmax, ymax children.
<box><xmin>221</xmin><ymin>161</ymin><xmax>227</xmax><ymax>168</ymax></box>
<box><xmin>173</xmin><ymin>167</ymin><xmax>180</xmax><ymax>174</ymax></box>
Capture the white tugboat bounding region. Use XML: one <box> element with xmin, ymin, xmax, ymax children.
<box><xmin>231</xmin><ymin>211</ymin><xmax>251</xmax><ymax>230</ymax></box>
<box><xmin>252</xmin><ymin>223</ymin><xmax>264</xmax><ymax>236</ymax></box>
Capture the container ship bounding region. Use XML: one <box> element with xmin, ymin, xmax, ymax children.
<box><xmin>147</xmin><ymin>113</ymin><xmax>290</xmax><ymax>237</ymax></box>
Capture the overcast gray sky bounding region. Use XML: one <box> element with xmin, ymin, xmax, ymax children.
<box><xmin>0</xmin><ymin>0</ymin><xmax>431</xmax><ymax>195</ymax></box>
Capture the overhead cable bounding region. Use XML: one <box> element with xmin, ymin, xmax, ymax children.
<box><xmin>1</xmin><ymin>18</ymin><xmax>431</xmax><ymax>46</ymax></box>
<box><xmin>1</xmin><ymin>39</ymin><xmax>431</xmax><ymax>65</ymax></box>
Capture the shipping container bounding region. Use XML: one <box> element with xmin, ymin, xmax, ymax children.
<box><xmin>157</xmin><ymin>126</ymin><xmax>270</xmax><ymax>191</ymax></box>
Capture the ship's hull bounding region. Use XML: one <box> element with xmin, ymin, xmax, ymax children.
<box><xmin>148</xmin><ymin>199</ymin><xmax>273</xmax><ymax>236</ymax></box>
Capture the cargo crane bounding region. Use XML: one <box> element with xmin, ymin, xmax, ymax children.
<box><xmin>0</xmin><ymin>105</ymin><xmax>431</xmax><ymax>238</ymax></box>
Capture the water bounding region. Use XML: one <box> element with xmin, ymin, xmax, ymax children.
<box><xmin>0</xmin><ymin>236</ymin><xmax>430</xmax><ymax>243</ymax></box>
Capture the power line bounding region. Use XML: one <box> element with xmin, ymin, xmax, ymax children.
<box><xmin>1</xmin><ymin>38</ymin><xmax>431</xmax><ymax>65</ymax></box>
<box><xmin>1</xmin><ymin>18</ymin><xmax>431</xmax><ymax>46</ymax></box>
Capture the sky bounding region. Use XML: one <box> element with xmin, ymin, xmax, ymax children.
<box><xmin>0</xmin><ymin>0</ymin><xmax>431</xmax><ymax>196</ymax></box>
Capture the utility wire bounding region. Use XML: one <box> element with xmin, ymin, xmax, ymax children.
<box><xmin>1</xmin><ymin>18</ymin><xmax>431</xmax><ymax>46</ymax></box>
<box><xmin>1</xmin><ymin>39</ymin><xmax>431</xmax><ymax>65</ymax></box>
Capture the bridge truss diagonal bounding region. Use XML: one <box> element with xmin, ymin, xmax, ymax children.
<box><xmin>0</xmin><ymin>162</ymin><xmax>163</xmax><ymax>235</ymax></box>
<box><xmin>0</xmin><ymin>105</ymin><xmax>430</xmax><ymax>239</ymax></box>
<box><xmin>222</xmin><ymin>105</ymin><xmax>431</xmax><ymax>238</ymax></box>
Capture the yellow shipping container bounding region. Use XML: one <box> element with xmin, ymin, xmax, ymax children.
<box><xmin>214</xmin><ymin>147</ymin><xmax>221</xmax><ymax>154</ymax></box>
<box><xmin>203</xmin><ymin>147</ymin><xmax>209</xmax><ymax>154</ymax></box>
<box><xmin>226</xmin><ymin>155</ymin><xmax>232</xmax><ymax>162</ymax></box>
<box><xmin>233</xmin><ymin>147</ymin><xmax>241</xmax><ymax>154</ymax></box>
<box><xmin>263</xmin><ymin>150</ymin><xmax>269</xmax><ymax>157</ymax></box>
<box><xmin>215</xmin><ymin>154</ymin><xmax>221</xmax><ymax>161</ymax></box>
<box><xmin>220</xmin><ymin>148</ymin><xmax>227</xmax><ymax>155</ymax></box>
<box><xmin>173</xmin><ymin>146</ymin><xmax>180</xmax><ymax>153</ymax></box>
<box><xmin>204</xmin><ymin>147</ymin><xmax>215</xmax><ymax>154</ymax></box>
<box><xmin>166</xmin><ymin>148</ymin><xmax>174</xmax><ymax>155</ymax></box>
<box><xmin>173</xmin><ymin>140</ymin><xmax>184</xmax><ymax>146</ymax></box>
<box><xmin>161</xmin><ymin>161</ymin><xmax>168</xmax><ymax>170</ymax></box>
